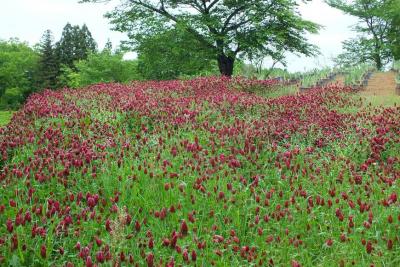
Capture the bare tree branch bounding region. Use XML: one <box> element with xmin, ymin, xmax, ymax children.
<box><xmin>221</xmin><ymin>5</ymin><xmax>247</xmax><ymax>33</ymax></box>
<box><xmin>205</xmin><ymin>0</ymin><xmax>221</xmax><ymax>12</ymax></box>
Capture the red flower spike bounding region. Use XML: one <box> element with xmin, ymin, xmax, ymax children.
<box><xmin>180</xmin><ymin>220</ymin><xmax>188</xmax><ymax>235</ymax></box>
<box><xmin>146</xmin><ymin>252</ymin><xmax>154</xmax><ymax>267</ymax></box>
<box><xmin>40</xmin><ymin>244</ymin><xmax>46</xmax><ymax>258</ymax></box>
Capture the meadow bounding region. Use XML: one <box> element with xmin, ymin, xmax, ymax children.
<box><xmin>0</xmin><ymin>77</ymin><xmax>399</xmax><ymax>266</ymax></box>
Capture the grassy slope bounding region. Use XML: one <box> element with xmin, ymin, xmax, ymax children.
<box><xmin>0</xmin><ymin>80</ymin><xmax>399</xmax><ymax>266</ymax></box>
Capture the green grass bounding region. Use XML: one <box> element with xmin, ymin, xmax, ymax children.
<box><xmin>262</xmin><ymin>85</ymin><xmax>299</xmax><ymax>98</ymax></box>
<box><xmin>361</xmin><ymin>95</ymin><xmax>400</xmax><ymax>107</ymax></box>
<box><xmin>1</xmin><ymin>80</ymin><xmax>400</xmax><ymax>266</ymax></box>
<box><xmin>0</xmin><ymin>110</ymin><xmax>14</xmax><ymax>126</ymax></box>
<box><xmin>243</xmin><ymin>84</ymin><xmax>299</xmax><ymax>98</ymax></box>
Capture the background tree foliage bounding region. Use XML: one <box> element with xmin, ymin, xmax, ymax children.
<box><xmin>60</xmin><ymin>48</ymin><xmax>140</xmax><ymax>88</ymax></box>
<box><xmin>36</xmin><ymin>30</ymin><xmax>59</xmax><ymax>90</ymax></box>
<box><xmin>81</xmin><ymin>0</ymin><xmax>320</xmax><ymax>76</ymax></box>
<box><xmin>0</xmin><ymin>23</ymin><xmax>141</xmax><ymax>109</ymax></box>
<box><xmin>0</xmin><ymin>39</ymin><xmax>39</xmax><ymax>108</ymax></box>
<box><xmin>55</xmin><ymin>23</ymin><xmax>97</xmax><ymax>70</ymax></box>
<box><xmin>386</xmin><ymin>0</ymin><xmax>400</xmax><ymax>60</ymax></box>
<box><xmin>34</xmin><ymin>23</ymin><xmax>99</xmax><ymax>89</ymax></box>
<box><xmin>327</xmin><ymin>0</ymin><xmax>398</xmax><ymax>69</ymax></box>
<box><xmin>136</xmin><ymin>27</ymin><xmax>217</xmax><ymax>80</ymax></box>
<box><xmin>333</xmin><ymin>37</ymin><xmax>391</xmax><ymax>68</ymax></box>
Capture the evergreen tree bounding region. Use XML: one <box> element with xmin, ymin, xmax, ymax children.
<box><xmin>55</xmin><ymin>23</ymin><xmax>97</xmax><ymax>70</ymax></box>
<box><xmin>79</xmin><ymin>24</ymin><xmax>97</xmax><ymax>56</ymax></box>
<box><xmin>55</xmin><ymin>23</ymin><xmax>75</xmax><ymax>69</ymax></box>
<box><xmin>37</xmin><ymin>30</ymin><xmax>59</xmax><ymax>89</ymax></box>
<box><xmin>54</xmin><ymin>23</ymin><xmax>98</xmax><ymax>86</ymax></box>
<box><xmin>103</xmin><ymin>39</ymin><xmax>113</xmax><ymax>53</ymax></box>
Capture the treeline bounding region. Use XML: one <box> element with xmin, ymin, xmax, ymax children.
<box><xmin>328</xmin><ymin>0</ymin><xmax>400</xmax><ymax>70</ymax></box>
<box><xmin>0</xmin><ymin>23</ymin><xmax>218</xmax><ymax>109</ymax></box>
<box><xmin>0</xmin><ymin>23</ymin><xmax>141</xmax><ymax>109</ymax></box>
<box><xmin>0</xmin><ymin>23</ymin><xmax>100</xmax><ymax>109</ymax></box>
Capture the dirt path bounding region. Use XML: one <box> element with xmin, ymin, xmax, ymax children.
<box><xmin>361</xmin><ymin>71</ymin><xmax>397</xmax><ymax>96</ymax></box>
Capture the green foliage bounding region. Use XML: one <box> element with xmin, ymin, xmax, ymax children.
<box><xmin>385</xmin><ymin>0</ymin><xmax>400</xmax><ymax>60</ymax></box>
<box><xmin>327</xmin><ymin>0</ymin><xmax>394</xmax><ymax>70</ymax></box>
<box><xmin>82</xmin><ymin>0</ymin><xmax>320</xmax><ymax>76</ymax></box>
<box><xmin>264</xmin><ymin>68</ymin><xmax>295</xmax><ymax>80</ymax></box>
<box><xmin>394</xmin><ymin>60</ymin><xmax>400</xmax><ymax>84</ymax></box>
<box><xmin>300</xmin><ymin>68</ymin><xmax>332</xmax><ymax>87</ymax></box>
<box><xmin>55</xmin><ymin>23</ymin><xmax>97</xmax><ymax>87</ymax></box>
<box><xmin>61</xmin><ymin>51</ymin><xmax>140</xmax><ymax>88</ymax></box>
<box><xmin>0</xmin><ymin>39</ymin><xmax>39</xmax><ymax>108</ymax></box>
<box><xmin>343</xmin><ymin>63</ymin><xmax>374</xmax><ymax>86</ymax></box>
<box><xmin>55</xmin><ymin>23</ymin><xmax>97</xmax><ymax>71</ymax></box>
<box><xmin>334</xmin><ymin>38</ymin><xmax>390</xmax><ymax>69</ymax></box>
<box><xmin>36</xmin><ymin>30</ymin><xmax>59</xmax><ymax>90</ymax></box>
<box><xmin>0</xmin><ymin>88</ymin><xmax>24</xmax><ymax>109</ymax></box>
<box><xmin>136</xmin><ymin>28</ymin><xmax>217</xmax><ymax>80</ymax></box>
<box><xmin>236</xmin><ymin>63</ymin><xmax>258</xmax><ymax>78</ymax></box>
<box><xmin>394</xmin><ymin>61</ymin><xmax>400</xmax><ymax>71</ymax></box>
<box><xmin>0</xmin><ymin>111</ymin><xmax>14</xmax><ymax>126</ymax></box>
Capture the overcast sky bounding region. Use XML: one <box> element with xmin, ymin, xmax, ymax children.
<box><xmin>0</xmin><ymin>0</ymin><xmax>359</xmax><ymax>72</ymax></box>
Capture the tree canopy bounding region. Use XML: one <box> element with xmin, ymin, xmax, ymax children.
<box><xmin>386</xmin><ymin>0</ymin><xmax>400</xmax><ymax>59</ymax></box>
<box><xmin>60</xmin><ymin>51</ymin><xmax>140</xmax><ymax>88</ymax></box>
<box><xmin>0</xmin><ymin>39</ymin><xmax>39</xmax><ymax>108</ymax></box>
<box><xmin>136</xmin><ymin>27</ymin><xmax>217</xmax><ymax>80</ymax></box>
<box><xmin>81</xmin><ymin>0</ymin><xmax>320</xmax><ymax>76</ymax></box>
<box><xmin>327</xmin><ymin>0</ymin><xmax>397</xmax><ymax>69</ymax></box>
<box><xmin>55</xmin><ymin>23</ymin><xmax>97</xmax><ymax>70</ymax></box>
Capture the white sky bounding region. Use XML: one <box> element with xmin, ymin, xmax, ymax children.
<box><xmin>0</xmin><ymin>0</ymin><xmax>359</xmax><ymax>72</ymax></box>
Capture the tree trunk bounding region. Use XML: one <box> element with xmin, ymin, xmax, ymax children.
<box><xmin>374</xmin><ymin>53</ymin><xmax>382</xmax><ymax>71</ymax></box>
<box><xmin>217</xmin><ymin>54</ymin><xmax>235</xmax><ymax>77</ymax></box>
<box><xmin>373</xmin><ymin>39</ymin><xmax>383</xmax><ymax>70</ymax></box>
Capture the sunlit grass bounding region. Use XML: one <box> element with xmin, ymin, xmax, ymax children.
<box><xmin>251</xmin><ymin>84</ymin><xmax>299</xmax><ymax>98</ymax></box>
<box><xmin>333</xmin><ymin>105</ymin><xmax>360</xmax><ymax>114</ymax></box>
<box><xmin>0</xmin><ymin>111</ymin><xmax>14</xmax><ymax>126</ymax></box>
<box><xmin>360</xmin><ymin>95</ymin><xmax>400</xmax><ymax>107</ymax></box>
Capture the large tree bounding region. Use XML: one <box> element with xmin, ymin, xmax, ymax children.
<box><xmin>81</xmin><ymin>0</ymin><xmax>320</xmax><ymax>76</ymax></box>
<box><xmin>55</xmin><ymin>23</ymin><xmax>97</xmax><ymax>70</ymax></box>
<box><xmin>333</xmin><ymin>37</ymin><xmax>392</xmax><ymax>68</ymax></box>
<box><xmin>385</xmin><ymin>0</ymin><xmax>400</xmax><ymax>59</ymax></box>
<box><xmin>327</xmin><ymin>0</ymin><xmax>394</xmax><ymax>70</ymax></box>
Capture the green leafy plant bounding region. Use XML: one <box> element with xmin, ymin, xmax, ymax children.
<box><xmin>300</xmin><ymin>68</ymin><xmax>332</xmax><ymax>88</ymax></box>
<box><xmin>343</xmin><ymin>63</ymin><xmax>375</xmax><ymax>86</ymax></box>
<box><xmin>61</xmin><ymin>51</ymin><xmax>140</xmax><ymax>88</ymax></box>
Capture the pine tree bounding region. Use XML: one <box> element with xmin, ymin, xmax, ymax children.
<box><xmin>103</xmin><ymin>39</ymin><xmax>113</xmax><ymax>53</ymax></box>
<box><xmin>80</xmin><ymin>24</ymin><xmax>97</xmax><ymax>56</ymax></box>
<box><xmin>37</xmin><ymin>30</ymin><xmax>59</xmax><ymax>89</ymax></box>
<box><xmin>55</xmin><ymin>23</ymin><xmax>97</xmax><ymax>70</ymax></box>
<box><xmin>54</xmin><ymin>23</ymin><xmax>98</xmax><ymax>86</ymax></box>
<box><xmin>55</xmin><ymin>23</ymin><xmax>75</xmax><ymax>69</ymax></box>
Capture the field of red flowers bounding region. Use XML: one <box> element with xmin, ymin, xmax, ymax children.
<box><xmin>0</xmin><ymin>77</ymin><xmax>399</xmax><ymax>266</ymax></box>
